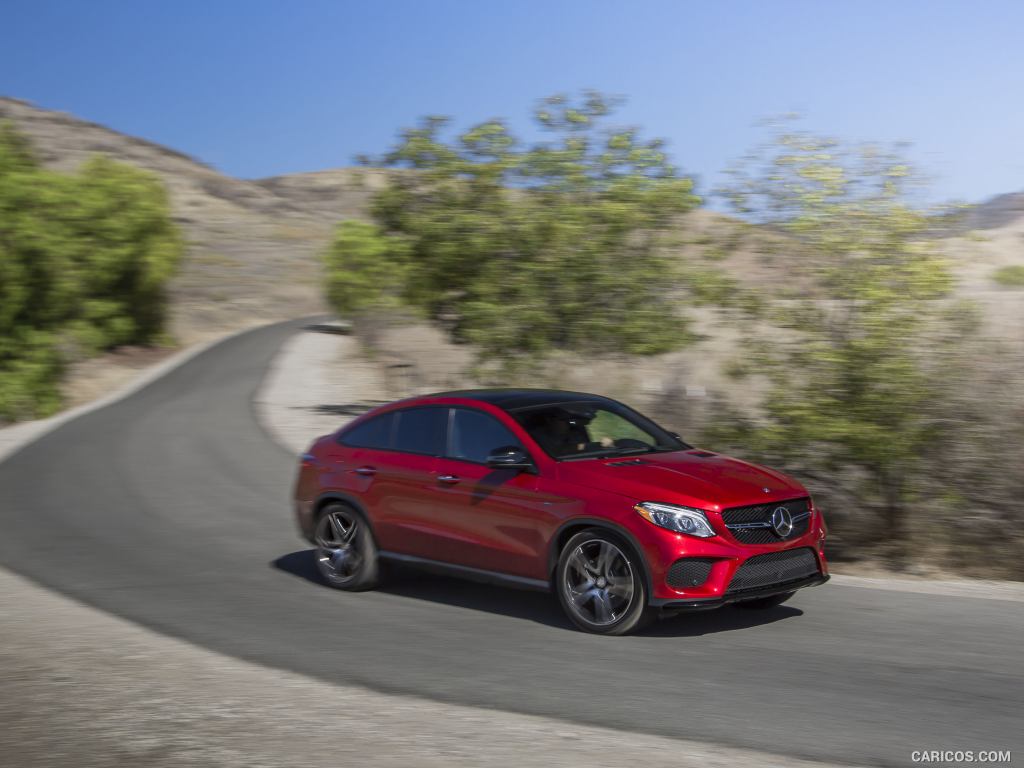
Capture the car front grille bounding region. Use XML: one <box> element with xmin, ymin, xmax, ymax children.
<box><xmin>721</xmin><ymin>498</ymin><xmax>811</xmax><ymax>544</ymax></box>
<box><xmin>726</xmin><ymin>548</ymin><xmax>820</xmax><ymax>594</ymax></box>
<box><xmin>666</xmin><ymin>558</ymin><xmax>715</xmax><ymax>588</ymax></box>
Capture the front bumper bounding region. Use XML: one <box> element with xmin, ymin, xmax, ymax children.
<box><xmin>636</xmin><ymin>507</ymin><xmax>829</xmax><ymax>605</ymax></box>
<box><xmin>650</xmin><ymin>572</ymin><xmax>829</xmax><ymax>611</ymax></box>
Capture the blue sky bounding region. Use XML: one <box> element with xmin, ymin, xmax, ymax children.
<box><xmin>2</xmin><ymin>0</ymin><xmax>1022</xmax><ymax>203</ymax></box>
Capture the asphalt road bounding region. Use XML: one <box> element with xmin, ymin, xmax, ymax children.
<box><xmin>1</xmin><ymin>319</ymin><xmax>1021</xmax><ymax>767</ymax></box>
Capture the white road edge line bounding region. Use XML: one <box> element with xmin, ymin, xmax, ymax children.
<box><xmin>0</xmin><ymin>319</ymin><xmax>313</xmax><ymax>464</ymax></box>
<box><xmin>829</xmin><ymin>573</ymin><xmax>1024</xmax><ymax>602</ymax></box>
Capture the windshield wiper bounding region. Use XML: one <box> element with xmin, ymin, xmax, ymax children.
<box><xmin>559</xmin><ymin>449</ymin><xmax>624</xmax><ymax>461</ymax></box>
<box><xmin>608</xmin><ymin>446</ymin><xmax>655</xmax><ymax>456</ymax></box>
<box><xmin>560</xmin><ymin>445</ymin><xmax>661</xmax><ymax>461</ymax></box>
<box><xmin>608</xmin><ymin>445</ymin><xmax>681</xmax><ymax>458</ymax></box>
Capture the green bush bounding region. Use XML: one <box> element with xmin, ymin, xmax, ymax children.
<box><xmin>324</xmin><ymin>220</ymin><xmax>408</xmax><ymax>317</ymax></box>
<box><xmin>0</xmin><ymin>122</ymin><xmax>182</xmax><ymax>422</ymax></box>
<box><xmin>992</xmin><ymin>265</ymin><xmax>1024</xmax><ymax>287</ymax></box>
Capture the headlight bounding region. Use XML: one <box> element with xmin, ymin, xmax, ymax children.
<box><xmin>634</xmin><ymin>502</ymin><xmax>716</xmax><ymax>538</ymax></box>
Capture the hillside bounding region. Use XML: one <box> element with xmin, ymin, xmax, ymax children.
<box><xmin>0</xmin><ymin>97</ymin><xmax>381</xmax><ymax>345</ymax></box>
<box><xmin>3</xmin><ymin>95</ymin><xmax>1023</xmax><ymax>394</ymax></box>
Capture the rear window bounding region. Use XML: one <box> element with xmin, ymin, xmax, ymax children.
<box><xmin>393</xmin><ymin>407</ymin><xmax>447</xmax><ymax>456</ymax></box>
<box><xmin>338</xmin><ymin>412</ymin><xmax>396</xmax><ymax>449</ymax></box>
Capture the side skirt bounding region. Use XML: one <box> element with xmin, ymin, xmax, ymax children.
<box><xmin>378</xmin><ymin>551</ymin><xmax>551</xmax><ymax>593</ymax></box>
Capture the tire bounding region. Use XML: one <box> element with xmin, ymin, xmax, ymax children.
<box><xmin>556</xmin><ymin>528</ymin><xmax>652</xmax><ymax>635</ymax></box>
<box><xmin>312</xmin><ymin>503</ymin><xmax>379</xmax><ymax>591</ymax></box>
<box><xmin>733</xmin><ymin>591</ymin><xmax>795</xmax><ymax>610</ymax></box>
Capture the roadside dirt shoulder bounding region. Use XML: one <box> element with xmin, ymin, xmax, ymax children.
<box><xmin>0</xmin><ymin>567</ymin><xmax>846</xmax><ymax>768</ymax></box>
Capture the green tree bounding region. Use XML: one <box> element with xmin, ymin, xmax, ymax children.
<box><xmin>0</xmin><ymin>122</ymin><xmax>182</xmax><ymax>421</ymax></box>
<box><xmin>323</xmin><ymin>93</ymin><xmax>700</xmax><ymax>369</ymax></box>
<box><xmin>324</xmin><ymin>220</ymin><xmax>407</xmax><ymax>317</ymax></box>
<box><xmin>61</xmin><ymin>155</ymin><xmax>183</xmax><ymax>353</ymax></box>
<box><xmin>0</xmin><ymin>123</ymin><xmax>70</xmax><ymax>419</ymax></box>
<box><xmin>717</xmin><ymin>129</ymin><xmax>957</xmax><ymax>557</ymax></box>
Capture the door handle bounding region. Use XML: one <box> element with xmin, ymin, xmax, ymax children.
<box><xmin>354</xmin><ymin>466</ymin><xmax>377</xmax><ymax>476</ymax></box>
<box><xmin>437</xmin><ymin>474</ymin><xmax>460</xmax><ymax>484</ymax></box>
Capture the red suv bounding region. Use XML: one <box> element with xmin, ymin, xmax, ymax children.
<box><xmin>293</xmin><ymin>389</ymin><xmax>829</xmax><ymax>634</ymax></box>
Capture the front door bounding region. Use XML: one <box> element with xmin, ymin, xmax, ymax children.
<box><xmin>427</xmin><ymin>407</ymin><xmax>557</xmax><ymax>579</ymax></box>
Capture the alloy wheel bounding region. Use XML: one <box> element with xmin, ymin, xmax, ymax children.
<box><xmin>564</xmin><ymin>539</ymin><xmax>635</xmax><ymax>626</ymax></box>
<box><xmin>314</xmin><ymin>508</ymin><xmax>363</xmax><ymax>585</ymax></box>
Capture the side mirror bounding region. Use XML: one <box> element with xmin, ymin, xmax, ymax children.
<box><xmin>485</xmin><ymin>445</ymin><xmax>533</xmax><ymax>471</ymax></box>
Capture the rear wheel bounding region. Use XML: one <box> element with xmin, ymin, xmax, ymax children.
<box><xmin>556</xmin><ymin>528</ymin><xmax>652</xmax><ymax>635</ymax></box>
<box><xmin>313</xmin><ymin>503</ymin><xmax>379</xmax><ymax>590</ymax></box>
<box><xmin>733</xmin><ymin>591</ymin><xmax>795</xmax><ymax>610</ymax></box>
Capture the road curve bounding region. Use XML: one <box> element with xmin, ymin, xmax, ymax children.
<box><xmin>1</xmin><ymin>319</ymin><xmax>1020</xmax><ymax>767</ymax></box>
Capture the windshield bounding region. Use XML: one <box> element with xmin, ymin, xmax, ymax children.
<box><xmin>510</xmin><ymin>400</ymin><xmax>687</xmax><ymax>461</ymax></box>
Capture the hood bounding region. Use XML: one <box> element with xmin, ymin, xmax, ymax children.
<box><xmin>556</xmin><ymin>449</ymin><xmax>807</xmax><ymax>511</ymax></box>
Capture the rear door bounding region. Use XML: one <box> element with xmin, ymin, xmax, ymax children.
<box><xmin>340</xmin><ymin>407</ymin><xmax>445</xmax><ymax>556</ymax></box>
<box><xmin>428</xmin><ymin>406</ymin><xmax>557</xmax><ymax>579</ymax></box>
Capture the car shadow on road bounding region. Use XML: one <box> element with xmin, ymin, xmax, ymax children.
<box><xmin>271</xmin><ymin>549</ymin><xmax>803</xmax><ymax>636</ymax></box>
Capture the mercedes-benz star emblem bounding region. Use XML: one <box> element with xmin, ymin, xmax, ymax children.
<box><xmin>771</xmin><ymin>506</ymin><xmax>794</xmax><ymax>537</ymax></box>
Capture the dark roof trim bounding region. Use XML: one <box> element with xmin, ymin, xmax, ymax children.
<box><xmin>424</xmin><ymin>388</ymin><xmax>614</xmax><ymax>411</ymax></box>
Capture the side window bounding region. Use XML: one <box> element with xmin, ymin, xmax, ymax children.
<box><xmin>392</xmin><ymin>407</ymin><xmax>447</xmax><ymax>456</ymax></box>
<box><xmin>449</xmin><ymin>408</ymin><xmax>524</xmax><ymax>464</ymax></box>
<box><xmin>339</xmin><ymin>412</ymin><xmax>395</xmax><ymax>449</ymax></box>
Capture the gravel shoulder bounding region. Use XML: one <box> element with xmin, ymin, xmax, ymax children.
<box><xmin>1</xmin><ymin>565</ymin><xmax>851</xmax><ymax>768</ymax></box>
<box><xmin>253</xmin><ymin>320</ymin><xmax>388</xmax><ymax>455</ymax></box>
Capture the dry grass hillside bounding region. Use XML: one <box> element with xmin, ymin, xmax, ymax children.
<box><xmin>3</xmin><ymin>96</ymin><xmax>1023</xmax><ymax>416</ymax></box>
<box><xmin>364</xmin><ymin>201</ymin><xmax>1024</xmax><ymax>422</ymax></box>
<box><xmin>0</xmin><ymin>97</ymin><xmax>388</xmax><ymax>346</ymax></box>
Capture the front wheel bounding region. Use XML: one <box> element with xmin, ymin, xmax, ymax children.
<box><xmin>556</xmin><ymin>528</ymin><xmax>652</xmax><ymax>635</ymax></box>
<box><xmin>313</xmin><ymin>503</ymin><xmax>379</xmax><ymax>590</ymax></box>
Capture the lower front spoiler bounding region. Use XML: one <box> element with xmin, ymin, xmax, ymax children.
<box><xmin>650</xmin><ymin>573</ymin><xmax>830</xmax><ymax>612</ymax></box>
